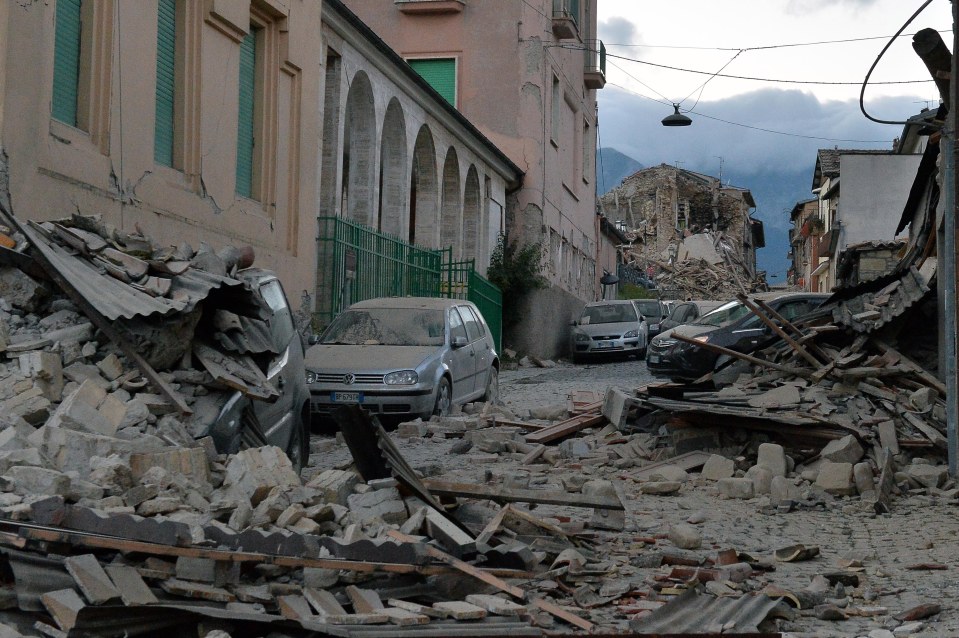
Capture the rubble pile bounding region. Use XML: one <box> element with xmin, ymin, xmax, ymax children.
<box><xmin>0</xmin><ymin>215</ymin><xmax>582</xmax><ymax>636</ymax></box>
<box><xmin>622</xmin><ymin>230</ymin><xmax>767</xmax><ymax>299</ymax></box>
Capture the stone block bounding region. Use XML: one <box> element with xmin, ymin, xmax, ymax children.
<box><xmin>668</xmin><ymin>523</ymin><xmax>702</xmax><ymax>550</ymax></box>
<box><xmin>65</xmin><ymin>554</ymin><xmax>121</xmax><ymax>605</ymax></box>
<box><xmin>639</xmin><ymin>481</ymin><xmax>681</xmax><ymax>495</ymax></box>
<box><xmin>223</xmin><ymin>446</ymin><xmax>300</xmax><ymax>506</ymax></box>
<box><xmin>816</xmin><ymin>461</ymin><xmax>856</xmax><ymax>496</ymax></box>
<box><xmin>396</xmin><ymin>421</ymin><xmax>428</xmax><ymax>438</ymax></box>
<box><xmin>648</xmin><ymin>464</ymin><xmax>689</xmax><ymax>483</ymax></box>
<box><xmin>41</xmin><ymin>588</ymin><xmax>85</xmax><ymax>631</ymax></box>
<box><xmin>18</xmin><ymin>350</ymin><xmax>64</xmax><ymax>402</ymax></box>
<box><xmin>276</xmin><ymin>503</ymin><xmax>306</xmax><ymax>529</ymax></box>
<box><xmin>88</xmin><ymin>455</ymin><xmax>135</xmax><ymax>494</ymax></box>
<box><xmin>7</xmin><ymin>466</ymin><xmax>71</xmax><ymax>497</ymax></box>
<box><xmin>602</xmin><ymin>387</ymin><xmax>633</xmax><ymax>430</ymax></box>
<box><xmin>0</xmin><ymin>387</ymin><xmax>50</xmax><ymax>425</ymax></box>
<box><xmin>756</xmin><ymin>443</ymin><xmax>787</xmax><ymax>477</ymax></box>
<box><xmin>906</xmin><ymin>463</ymin><xmax>947</xmax><ymax>489</ymax></box>
<box><xmin>0</xmin><ymin>266</ymin><xmax>49</xmax><ymax>312</ymax></box>
<box><xmin>820</xmin><ymin>435</ymin><xmax>864</xmax><ymax>465</ymax></box>
<box><xmin>46</xmin><ymin>379</ymin><xmax>115</xmax><ymax>436</ymax></box>
<box><xmin>853</xmin><ymin>462</ymin><xmax>876</xmax><ymax>495</ymax></box>
<box><xmin>701</xmin><ymin>454</ymin><xmax>735</xmax><ymax>480</ymax></box>
<box><xmin>745</xmin><ymin>465</ymin><xmax>773</xmax><ymax>495</ymax></box>
<box><xmin>584</xmin><ymin>479</ymin><xmax>624</xmax><ymax>530</ymax></box>
<box><xmin>130</xmin><ymin>447</ymin><xmax>210</xmax><ymax>487</ymax></box>
<box><xmin>250</xmin><ymin>487</ymin><xmax>292</xmax><ymax>527</ymax></box>
<box><xmin>306</xmin><ymin>469</ymin><xmax>360</xmax><ymax>506</ymax></box>
<box><xmin>347</xmin><ymin>487</ymin><xmax>407</xmax><ymax>525</ymax></box>
<box><xmin>96</xmin><ymin>354</ymin><xmax>124</xmax><ymax>381</ymax></box>
<box><xmin>717</xmin><ymin>477</ymin><xmax>755</xmax><ymax>500</ymax></box>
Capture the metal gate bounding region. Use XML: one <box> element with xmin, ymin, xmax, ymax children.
<box><xmin>315</xmin><ymin>216</ymin><xmax>502</xmax><ymax>351</ymax></box>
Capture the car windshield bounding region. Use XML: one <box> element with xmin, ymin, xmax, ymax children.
<box><xmin>633</xmin><ymin>300</ymin><xmax>661</xmax><ymax>318</ymax></box>
<box><xmin>322</xmin><ymin>308</ymin><xmax>445</xmax><ymax>346</ymax></box>
<box><xmin>580</xmin><ymin>303</ymin><xmax>637</xmax><ymax>325</ymax></box>
<box><xmin>694</xmin><ymin>300</ymin><xmax>750</xmax><ymax>327</ymax></box>
<box><xmin>667</xmin><ymin>304</ymin><xmax>688</xmax><ymax>321</ymax></box>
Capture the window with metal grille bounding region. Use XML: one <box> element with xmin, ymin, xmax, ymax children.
<box><xmin>52</xmin><ymin>0</ymin><xmax>82</xmax><ymax>126</ymax></box>
<box><xmin>408</xmin><ymin>58</ymin><xmax>456</xmax><ymax>106</ymax></box>
<box><xmin>154</xmin><ymin>0</ymin><xmax>177</xmax><ymax>166</ymax></box>
<box><xmin>236</xmin><ymin>27</ymin><xmax>257</xmax><ymax>198</ymax></box>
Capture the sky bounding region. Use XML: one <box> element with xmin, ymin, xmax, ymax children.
<box><xmin>595</xmin><ymin>0</ymin><xmax>953</xmax><ymax>279</ymax></box>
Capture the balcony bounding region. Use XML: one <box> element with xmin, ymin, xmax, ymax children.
<box><xmin>552</xmin><ymin>0</ymin><xmax>579</xmax><ymax>39</ymax></box>
<box><xmin>584</xmin><ymin>40</ymin><xmax>606</xmax><ymax>90</ymax></box>
<box><xmin>395</xmin><ymin>0</ymin><xmax>464</xmax><ymax>14</ymax></box>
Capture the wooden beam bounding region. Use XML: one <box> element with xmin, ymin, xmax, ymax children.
<box><xmin>672</xmin><ymin>333</ymin><xmax>812</xmax><ymax>379</ymax></box>
<box><xmin>736</xmin><ymin>294</ymin><xmax>824</xmax><ymax>368</ymax></box>
<box><xmin>524</xmin><ymin>413</ymin><xmax>606</xmax><ymax>444</ymax></box>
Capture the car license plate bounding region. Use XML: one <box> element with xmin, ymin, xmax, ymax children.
<box><xmin>596</xmin><ymin>341</ymin><xmax>612</xmax><ymax>349</ymax></box>
<box><xmin>648</xmin><ymin>355</ymin><xmax>660</xmax><ymax>364</ymax></box>
<box><xmin>331</xmin><ymin>391</ymin><xmax>363</xmax><ymax>403</ymax></box>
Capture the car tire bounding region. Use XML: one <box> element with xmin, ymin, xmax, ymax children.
<box><xmin>286</xmin><ymin>414</ymin><xmax>309</xmax><ymax>474</ymax></box>
<box><xmin>433</xmin><ymin>377</ymin><xmax>452</xmax><ymax>417</ymax></box>
<box><xmin>481</xmin><ymin>367</ymin><xmax>499</xmax><ymax>404</ymax></box>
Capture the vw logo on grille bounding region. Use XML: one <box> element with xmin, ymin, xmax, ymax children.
<box><xmin>342</xmin><ymin>373</ymin><xmax>356</xmax><ymax>385</ymax></box>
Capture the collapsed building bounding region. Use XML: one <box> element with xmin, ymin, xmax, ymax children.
<box><xmin>598</xmin><ymin>164</ymin><xmax>766</xmax><ymax>299</ymax></box>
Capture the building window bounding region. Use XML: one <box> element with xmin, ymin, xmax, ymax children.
<box><xmin>52</xmin><ymin>0</ymin><xmax>82</xmax><ymax>126</ymax></box>
<box><xmin>407</xmin><ymin>58</ymin><xmax>456</xmax><ymax>106</ymax></box>
<box><xmin>51</xmin><ymin>0</ymin><xmax>112</xmax><ymax>152</ymax></box>
<box><xmin>155</xmin><ymin>0</ymin><xmax>177</xmax><ymax>166</ymax></box>
<box><xmin>550</xmin><ymin>74</ymin><xmax>560</xmax><ymax>144</ymax></box>
<box><xmin>582</xmin><ymin>118</ymin><xmax>591</xmax><ymax>184</ymax></box>
<box><xmin>236</xmin><ymin>26</ymin><xmax>258</xmax><ymax>199</ymax></box>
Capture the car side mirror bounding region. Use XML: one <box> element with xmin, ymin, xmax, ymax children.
<box><xmin>451</xmin><ymin>336</ymin><xmax>468</xmax><ymax>348</ymax></box>
<box><xmin>307</xmin><ymin>334</ymin><xmax>321</xmax><ymax>345</ymax></box>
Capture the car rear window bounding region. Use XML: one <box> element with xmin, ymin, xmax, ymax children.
<box><xmin>581</xmin><ymin>303</ymin><xmax>637</xmax><ymax>325</ymax></box>
<box><xmin>259</xmin><ymin>280</ymin><xmax>295</xmax><ymax>348</ymax></box>
<box><xmin>633</xmin><ymin>300</ymin><xmax>662</xmax><ymax>318</ymax></box>
<box><xmin>322</xmin><ymin>307</ymin><xmax>445</xmax><ymax>346</ymax></box>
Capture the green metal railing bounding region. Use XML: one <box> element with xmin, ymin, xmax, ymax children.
<box><xmin>315</xmin><ymin>216</ymin><xmax>502</xmax><ymax>352</ymax></box>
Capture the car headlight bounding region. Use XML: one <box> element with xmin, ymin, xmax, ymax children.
<box><xmin>693</xmin><ymin>335</ymin><xmax>710</xmax><ymax>343</ymax></box>
<box><xmin>623</xmin><ymin>329</ymin><xmax>638</xmax><ymax>338</ymax></box>
<box><xmin>574</xmin><ymin>332</ymin><xmax>590</xmax><ymax>343</ymax></box>
<box><xmin>657</xmin><ymin>339</ymin><xmax>676</xmax><ymax>347</ymax></box>
<box><xmin>385</xmin><ymin>370</ymin><xmax>418</xmax><ymax>385</ymax></box>
<box><xmin>305</xmin><ymin>370</ymin><xmax>317</xmax><ymax>384</ymax></box>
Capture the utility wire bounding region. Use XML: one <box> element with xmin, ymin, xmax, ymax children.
<box><xmin>605</xmin><ymin>81</ymin><xmax>894</xmax><ymax>144</ymax></box>
<box><xmin>602</xmin><ymin>29</ymin><xmax>951</xmax><ymax>52</ymax></box>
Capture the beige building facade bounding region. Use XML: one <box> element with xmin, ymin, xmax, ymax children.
<box><xmin>343</xmin><ymin>0</ymin><xmax>606</xmax><ymax>357</ymax></box>
<box><xmin>0</xmin><ymin>0</ymin><xmax>324</xmax><ymax>313</ymax></box>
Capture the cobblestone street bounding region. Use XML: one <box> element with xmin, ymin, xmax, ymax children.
<box><xmin>308</xmin><ymin>357</ymin><xmax>959</xmax><ymax>637</ymax></box>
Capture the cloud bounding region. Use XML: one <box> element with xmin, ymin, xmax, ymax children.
<box><xmin>598</xmin><ymin>16</ymin><xmax>640</xmax><ymax>48</ymax></box>
<box><xmin>597</xmin><ymin>86</ymin><xmax>921</xmax><ymax>176</ymax></box>
<box><xmin>784</xmin><ymin>0</ymin><xmax>881</xmax><ymax>15</ymax></box>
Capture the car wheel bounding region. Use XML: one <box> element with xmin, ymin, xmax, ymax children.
<box><xmin>286</xmin><ymin>415</ymin><xmax>309</xmax><ymax>474</ymax></box>
<box><xmin>433</xmin><ymin>377</ymin><xmax>452</xmax><ymax>417</ymax></box>
<box><xmin>481</xmin><ymin>367</ymin><xmax>499</xmax><ymax>404</ymax></box>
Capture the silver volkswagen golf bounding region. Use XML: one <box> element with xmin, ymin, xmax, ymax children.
<box><xmin>305</xmin><ymin>297</ymin><xmax>499</xmax><ymax>423</ymax></box>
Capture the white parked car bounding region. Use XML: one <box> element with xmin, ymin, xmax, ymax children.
<box><xmin>569</xmin><ymin>299</ymin><xmax>648</xmax><ymax>363</ymax></box>
<box><xmin>305</xmin><ymin>297</ymin><xmax>499</xmax><ymax>423</ymax></box>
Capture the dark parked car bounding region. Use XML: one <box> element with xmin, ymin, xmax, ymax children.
<box><xmin>632</xmin><ymin>298</ymin><xmax>669</xmax><ymax>338</ymax></box>
<box><xmin>659</xmin><ymin>300</ymin><xmax>725</xmax><ymax>332</ymax></box>
<box><xmin>194</xmin><ymin>268</ymin><xmax>311</xmax><ymax>471</ymax></box>
<box><xmin>646</xmin><ymin>292</ymin><xmax>830</xmax><ymax>382</ymax></box>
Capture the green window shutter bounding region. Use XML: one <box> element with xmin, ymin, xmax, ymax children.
<box><xmin>408</xmin><ymin>58</ymin><xmax>456</xmax><ymax>106</ymax></box>
<box><xmin>154</xmin><ymin>0</ymin><xmax>176</xmax><ymax>166</ymax></box>
<box><xmin>236</xmin><ymin>29</ymin><xmax>256</xmax><ymax>198</ymax></box>
<box><xmin>52</xmin><ymin>0</ymin><xmax>82</xmax><ymax>126</ymax></box>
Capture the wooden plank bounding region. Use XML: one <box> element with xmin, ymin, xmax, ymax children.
<box><xmin>524</xmin><ymin>412</ymin><xmax>606</xmax><ymax>444</ymax></box>
<box><xmin>530</xmin><ymin>597</ymin><xmax>594</xmax><ymax>632</ymax></box>
<box><xmin>874</xmin><ymin>339</ymin><xmax>947</xmax><ymax>395</ymax></box>
<box><xmin>387</xmin><ymin>530</ymin><xmax>525</xmax><ymax>598</ymax></box>
<box><xmin>519</xmin><ymin>444</ymin><xmax>546</xmax><ymax>465</ymax></box>
<box><xmin>487</xmin><ymin>418</ymin><xmax>547</xmax><ymax>431</ymax></box>
<box><xmin>903</xmin><ymin>412</ymin><xmax>947</xmax><ymax>449</ymax></box>
<box><xmin>421</xmin><ymin>479</ymin><xmax>624</xmax><ymax>510</ymax></box>
<box><xmin>737</xmin><ymin>294</ymin><xmax>825</xmax><ymax>368</ymax></box>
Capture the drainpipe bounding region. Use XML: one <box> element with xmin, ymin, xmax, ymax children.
<box><xmin>946</xmin><ymin>1</ymin><xmax>958</xmax><ymax>476</ymax></box>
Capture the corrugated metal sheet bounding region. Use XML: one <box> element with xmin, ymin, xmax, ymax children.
<box><xmin>629</xmin><ymin>587</ymin><xmax>786</xmax><ymax>635</ymax></box>
<box><xmin>23</xmin><ymin>221</ymin><xmax>243</xmax><ymax>321</ymax></box>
